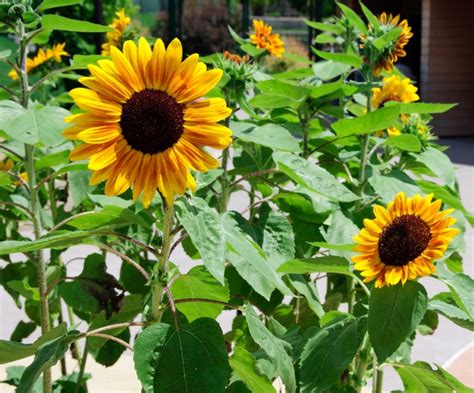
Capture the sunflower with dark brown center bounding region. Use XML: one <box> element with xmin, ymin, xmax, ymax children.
<box><xmin>360</xmin><ymin>12</ymin><xmax>413</xmax><ymax>76</ymax></box>
<box><xmin>64</xmin><ymin>38</ymin><xmax>232</xmax><ymax>207</ymax></box>
<box><xmin>352</xmin><ymin>192</ymin><xmax>460</xmax><ymax>288</ymax></box>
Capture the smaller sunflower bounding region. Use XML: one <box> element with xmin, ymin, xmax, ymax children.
<box><xmin>372</xmin><ymin>75</ymin><xmax>419</xmax><ymax>109</ymax></box>
<box><xmin>352</xmin><ymin>192</ymin><xmax>460</xmax><ymax>288</ymax></box>
<box><xmin>361</xmin><ymin>13</ymin><xmax>413</xmax><ymax>76</ymax></box>
<box><xmin>8</xmin><ymin>43</ymin><xmax>69</xmax><ymax>80</ymax></box>
<box><xmin>250</xmin><ymin>19</ymin><xmax>285</xmax><ymax>58</ymax></box>
<box><xmin>101</xmin><ymin>9</ymin><xmax>132</xmax><ymax>56</ymax></box>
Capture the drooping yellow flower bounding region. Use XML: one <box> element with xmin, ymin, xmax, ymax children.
<box><xmin>8</xmin><ymin>43</ymin><xmax>69</xmax><ymax>80</ymax></box>
<box><xmin>0</xmin><ymin>158</ymin><xmax>13</xmax><ymax>172</ymax></box>
<box><xmin>352</xmin><ymin>192</ymin><xmax>460</xmax><ymax>288</ymax></box>
<box><xmin>64</xmin><ymin>38</ymin><xmax>232</xmax><ymax>207</ymax></box>
<box><xmin>101</xmin><ymin>9</ymin><xmax>132</xmax><ymax>56</ymax></box>
<box><xmin>361</xmin><ymin>13</ymin><xmax>413</xmax><ymax>76</ymax></box>
<box><xmin>250</xmin><ymin>19</ymin><xmax>285</xmax><ymax>58</ymax></box>
<box><xmin>372</xmin><ymin>75</ymin><xmax>419</xmax><ymax>109</ymax></box>
<box><xmin>387</xmin><ymin>127</ymin><xmax>401</xmax><ymax>137</ymax></box>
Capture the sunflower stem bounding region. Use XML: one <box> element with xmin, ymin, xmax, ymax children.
<box><xmin>18</xmin><ymin>19</ymin><xmax>52</xmax><ymax>393</ymax></box>
<box><xmin>354</xmin><ymin>334</ymin><xmax>372</xmax><ymax>392</ymax></box>
<box><xmin>152</xmin><ymin>202</ymin><xmax>175</xmax><ymax>321</ymax></box>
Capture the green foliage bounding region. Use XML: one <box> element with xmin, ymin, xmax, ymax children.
<box><xmin>369</xmin><ymin>282</ymin><xmax>428</xmax><ymax>362</ymax></box>
<box><xmin>133</xmin><ymin>319</ymin><xmax>229</xmax><ymax>393</ymax></box>
<box><xmin>0</xmin><ymin>2</ymin><xmax>472</xmax><ymax>392</ymax></box>
<box><xmin>300</xmin><ymin>316</ymin><xmax>367</xmax><ymax>392</ymax></box>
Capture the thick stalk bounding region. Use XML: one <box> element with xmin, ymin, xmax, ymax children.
<box><xmin>151</xmin><ymin>203</ymin><xmax>175</xmax><ymax>321</ymax></box>
<box><xmin>354</xmin><ymin>335</ymin><xmax>372</xmax><ymax>392</ymax></box>
<box><xmin>18</xmin><ymin>21</ymin><xmax>52</xmax><ymax>393</ymax></box>
<box><xmin>219</xmin><ymin>147</ymin><xmax>230</xmax><ymax>213</ymax></box>
<box><xmin>373</xmin><ymin>365</ymin><xmax>383</xmax><ymax>393</ymax></box>
<box><xmin>74</xmin><ymin>344</ymin><xmax>88</xmax><ymax>393</ymax></box>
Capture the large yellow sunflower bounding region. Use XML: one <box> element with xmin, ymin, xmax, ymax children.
<box><xmin>250</xmin><ymin>19</ymin><xmax>285</xmax><ymax>58</ymax></box>
<box><xmin>372</xmin><ymin>75</ymin><xmax>419</xmax><ymax>109</ymax></box>
<box><xmin>64</xmin><ymin>38</ymin><xmax>232</xmax><ymax>207</ymax></box>
<box><xmin>352</xmin><ymin>192</ymin><xmax>460</xmax><ymax>288</ymax></box>
<box><xmin>8</xmin><ymin>43</ymin><xmax>69</xmax><ymax>80</ymax></box>
<box><xmin>101</xmin><ymin>9</ymin><xmax>132</xmax><ymax>56</ymax></box>
<box><xmin>361</xmin><ymin>13</ymin><xmax>413</xmax><ymax>76</ymax></box>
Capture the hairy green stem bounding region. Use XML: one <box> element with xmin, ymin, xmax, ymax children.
<box><xmin>18</xmin><ymin>19</ymin><xmax>52</xmax><ymax>393</ymax></box>
<box><xmin>152</xmin><ymin>203</ymin><xmax>175</xmax><ymax>321</ymax></box>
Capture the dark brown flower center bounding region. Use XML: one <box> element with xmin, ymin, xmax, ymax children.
<box><xmin>378</xmin><ymin>214</ymin><xmax>431</xmax><ymax>266</ymax></box>
<box><xmin>120</xmin><ymin>89</ymin><xmax>184</xmax><ymax>154</ymax></box>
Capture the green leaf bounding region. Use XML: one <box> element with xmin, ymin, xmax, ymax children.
<box><xmin>72</xmin><ymin>54</ymin><xmax>108</xmax><ymax>69</ymax></box>
<box><xmin>229</xmin><ymin>347</ymin><xmax>276</xmax><ymax>393</ymax></box>
<box><xmin>134</xmin><ymin>318</ymin><xmax>229</xmax><ymax>393</ymax></box>
<box><xmin>38</xmin><ymin>0</ymin><xmax>83</xmax><ymax>11</ymax></box>
<box><xmin>36</xmin><ymin>151</ymin><xmax>70</xmax><ymax>170</ymax></box>
<box><xmin>289</xmin><ymin>275</ymin><xmax>324</xmax><ymax>317</ymax></box>
<box><xmin>223</xmin><ymin>212</ymin><xmax>291</xmax><ymax>300</ymax></box>
<box><xmin>245</xmin><ymin>305</ymin><xmax>296</xmax><ymax>393</ymax></box>
<box><xmin>399</xmin><ymin>103</ymin><xmax>456</xmax><ymax>114</ymax></box>
<box><xmin>373</xmin><ymin>28</ymin><xmax>402</xmax><ymax>50</ymax></box>
<box><xmin>300</xmin><ymin>316</ymin><xmax>367</xmax><ymax>392</ymax></box>
<box><xmin>385</xmin><ymin>134</ymin><xmax>422</xmax><ymax>152</ymax></box>
<box><xmin>170</xmin><ymin>266</ymin><xmax>229</xmax><ymax>321</ymax></box>
<box><xmin>394</xmin><ymin>361</ymin><xmax>474</xmax><ymax>392</ymax></box>
<box><xmin>228</xmin><ymin>25</ymin><xmax>247</xmax><ymax>45</ymax></box>
<box><xmin>277</xmin><ymin>256</ymin><xmax>353</xmax><ymax>276</ymax></box>
<box><xmin>232</xmin><ymin>122</ymin><xmax>300</xmax><ymax>153</ymax></box>
<box><xmin>2</xmin><ymin>106</ymin><xmax>70</xmax><ymax>146</ymax></box>
<box><xmin>369</xmin><ymin>281</ymin><xmax>428</xmax><ymax>362</ymax></box>
<box><xmin>69</xmin><ymin>170</ymin><xmax>91</xmax><ymax>207</ymax></box>
<box><xmin>241</xmin><ymin>43</ymin><xmax>267</xmax><ymax>57</ymax></box>
<box><xmin>313</xmin><ymin>49</ymin><xmax>362</xmax><ymax>68</ymax></box>
<box><xmin>309</xmin><ymin>242</ymin><xmax>355</xmax><ymax>252</ymax></box>
<box><xmin>368</xmin><ymin>170</ymin><xmax>421</xmax><ymax>204</ymax></box>
<box><xmin>257</xmin><ymin>79</ymin><xmax>308</xmax><ymax>102</ymax></box>
<box><xmin>59</xmin><ymin>253</ymin><xmax>123</xmax><ymax>317</ymax></box>
<box><xmin>0</xmin><ymin>323</ymin><xmax>67</xmax><ymax>364</ymax></box>
<box><xmin>90</xmin><ymin>328</ymin><xmax>130</xmax><ymax>367</ymax></box>
<box><xmin>309</xmin><ymin>79</ymin><xmax>343</xmax><ymax>98</ymax></box>
<box><xmin>415</xmin><ymin>147</ymin><xmax>455</xmax><ymax>187</ymax></box>
<box><xmin>0</xmin><ymin>230</ymin><xmax>96</xmax><ymax>256</ymax></box>
<box><xmin>322</xmin><ymin>210</ymin><xmax>359</xmax><ymax>259</ymax></box>
<box><xmin>259</xmin><ymin>210</ymin><xmax>296</xmax><ymax>267</ymax></box>
<box><xmin>17</xmin><ymin>331</ymin><xmax>80</xmax><ymax>393</ymax></box>
<box><xmin>332</xmin><ymin>105</ymin><xmax>400</xmax><ymax>137</ymax></box>
<box><xmin>41</xmin><ymin>15</ymin><xmax>113</xmax><ymax>32</ymax></box>
<box><xmin>337</xmin><ymin>2</ymin><xmax>367</xmax><ymax>33</ymax></box>
<box><xmin>429</xmin><ymin>293</ymin><xmax>474</xmax><ymax>331</ymax></box>
<box><xmin>175</xmin><ymin>197</ymin><xmax>226</xmax><ymax>283</ymax></box>
<box><xmin>360</xmin><ymin>2</ymin><xmax>380</xmax><ymax>30</ymax></box>
<box><xmin>66</xmin><ymin>205</ymin><xmax>149</xmax><ymax>230</ymax></box>
<box><xmin>416</xmin><ymin>181</ymin><xmax>472</xmax><ymax>222</ymax></box>
<box><xmin>312</xmin><ymin>60</ymin><xmax>351</xmax><ymax>81</ymax></box>
<box><xmin>248</xmin><ymin>94</ymin><xmax>294</xmax><ymax>109</ymax></box>
<box><xmin>87</xmin><ymin>295</ymin><xmax>143</xmax><ymax>350</ymax></box>
<box><xmin>0</xmin><ymin>49</ymin><xmax>12</xmax><ymax>59</ymax></box>
<box><xmin>273</xmin><ymin>152</ymin><xmax>358</xmax><ymax>202</ymax></box>
<box><xmin>304</xmin><ymin>19</ymin><xmax>344</xmax><ymax>35</ymax></box>
<box><xmin>442</xmin><ymin>273</ymin><xmax>474</xmax><ymax>320</ymax></box>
